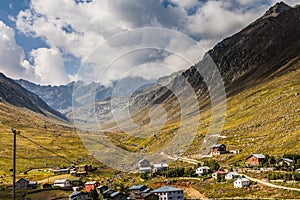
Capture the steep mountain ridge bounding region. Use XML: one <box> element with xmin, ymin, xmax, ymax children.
<box><xmin>129</xmin><ymin>2</ymin><xmax>299</xmax><ymax>113</ymax></box>
<box><xmin>0</xmin><ymin>73</ymin><xmax>68</xmax><ymax>121</ymax></box>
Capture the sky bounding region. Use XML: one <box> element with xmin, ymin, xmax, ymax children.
<box><xmin>0</xmin><ymin>0</ymin><xmax>298</xmax><ymax>86</ymax></box>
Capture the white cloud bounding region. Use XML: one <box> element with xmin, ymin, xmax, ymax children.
<box><xmin>29</xmin><ymin>47</ymin><xmax>69</xmax><ymax>85</ymax></box>
<box><xmin>0</xmin><ymin>20</ymin><xmax>70</xmax><ymax>85</ymax></box>
<box><xmin>0</xmin><ymin>20</ymin><xmax>29</xmax><ymax>79</ymax></box>
<box><xmin>8</xmin><ymin>0</ymin><xmax>293</xmax><ymax>85</ymax></box>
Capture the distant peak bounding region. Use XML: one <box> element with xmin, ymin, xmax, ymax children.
<box><xmin>263</xmin><ymin>1</ymin><xmax>292</xmax><ymax>18</ymax></box>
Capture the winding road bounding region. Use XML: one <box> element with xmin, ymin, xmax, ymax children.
<box><xmin>241</xmin><ymin>174</ymin><xmax>300</xmax><ymax>192</ymax></box>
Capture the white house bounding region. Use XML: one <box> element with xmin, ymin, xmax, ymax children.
<box><xmin>151</xmin><ymin>186</ymin><xmax>184</xmax><ymax>200</ymax></box>
<box><xmin>234</xmin><ymin>178</ymin><xmax>250</xmax><ymax>188</ymax></box>
<box><xmin>139</xmin><ymin>159</ymin><xmax>151</xmax><ymax>173</ymax></box>
<box><xmin>225</xmin><ymin>172</ymin><xmax>241</xmax><ymax>180</ymax></box>
<box><xmin>195</xmin><ymin>166</ymin><xmax>210</xmax><ymax>175</ymax></box>
<box><xmin>277</xmin><ymin>158</ymin><xmax>294</xmax><ymax>166</ymax></box>
<box><xmin>54</xmin><ymin>179</ymin><xmax>71</xmax><ymax>188</ymax></box>
<box><xmin>152</xmin><ymin>163</ymin><xmax>169</xmax><ymax>173</ymax></box>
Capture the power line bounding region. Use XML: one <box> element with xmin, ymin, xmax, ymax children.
<box><xmin>18</xmin><ymin>133</ymin><xmax>74</xmax><ymax>164</ymax></box>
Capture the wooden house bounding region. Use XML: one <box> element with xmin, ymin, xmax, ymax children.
<box><xmin>85</xmin><ymin>181</ymin><xmax>100</xmax><ymax>192</ymax></box>
<box><xmin>210</xmin><ymin>144</ymin><xmax>227</xmax><ymax>155</ymax></box>
<box><xmin>245</xmin><ymin>154</ymin><xmax>265</xmax><ymax>166</ymax></box>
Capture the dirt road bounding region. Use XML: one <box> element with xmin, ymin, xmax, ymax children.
<box><xmin>241</xmin><ymin>174</ymin><xmax>300</xmax><ymax>192</ymax></box>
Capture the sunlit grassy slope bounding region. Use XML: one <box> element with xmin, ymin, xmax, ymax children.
<box><xmin>0</xmin><ymin>57</ymin><xmax>299</xmax><ymax>187</ymax></box>
<box><xmin>0</xmin><ymin>103</ymin><xmax>101</xmax><ymax>185</ymax></box>
<box><xmin>107</xmin><ymin>57</ymin><xmax>300</xmax><ymax>164</ymax></box>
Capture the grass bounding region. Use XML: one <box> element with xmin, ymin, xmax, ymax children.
<box><xmin>0</xmin><ymin>58</ymin><xmax>299</xmax><ymax>199</ymax></box>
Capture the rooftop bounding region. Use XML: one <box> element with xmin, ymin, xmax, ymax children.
<box><xmin>197</xmin><ymin>166</ymin><xmax>210</xmax><ymax>169</ymax></box>
<box><xmin>251</xmin><ymin>154</ymin><xmax>265</xmax><ymax>159</ymax></box>
<box><xmin>152</xmin><ymin>186</ymin><xmax>183</xmax><ymax>193</ymax></box>
<box><xmin>129</xmin><ymin>185</ymin><xmax>145</xmax><ymax>190</ymax></box>
<box><xmin>70</xmin><ymin>191</ymin><xmax>85</xmax><ymax>197</ymax></box>
<box><xmin>152</xmin><ymin>163</ymin><xmax>169</xmax><ymax>168</ymax></box>
<box><xmin>235</xmin><ymin>178</ymin><xmax>249</xmax><ymax>182</ymax></box>
<box><xmin>111</xmin><ymin>192</ymin><xmax>120</xmax><ymax>197</ymax></box>
<box><xmin>54</xmin><ymin>179</ymin><xmax>68</xmax><ymax>184</ymax></box>
<box><xmin>280</xmin><ymin>158</ymin><xmax>294</xmax><ymax>163</ymax></box>
<box><xmin>209</xmin><ymin>144</ymin><xmax>225</xmax><ymax>149</ymax></box>
<box><xmin>85</xmin><ymin>181</ymin><xmax>98</xmax><ymax>185</ymax></box>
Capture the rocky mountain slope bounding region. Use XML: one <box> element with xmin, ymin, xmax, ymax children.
<box><xmin>16</xmin><ymin>76</ymin><xmax>154</xmax><ymax>110</ymax></box>
<box><xmin>130</xmin><ymin>2</ymin><xmax>299</xmax><ymax>111</ymax></box>
<box><xmin>68</xmin><ymin>2</ymin><xmax>300</xmax><ymax>130</ymax></box>
<box><xmin>0</xmin><ymin>73</ymin><xmax>68</xmax><ymax>121</ymax></box>
<box><xmin>69</xmin><ymin>2</ymin><xmax>299</xmax><ymax>156</ymax></box>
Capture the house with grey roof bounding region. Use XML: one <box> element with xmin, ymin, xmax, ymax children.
<box><xmin>151</xmin><ymin>186</ymin><xmax>184</xmax><ymax>200</ymax></box>
<box><xmin>210</xmin><ymin>144</ymin><xmax>227</xmax><ymax>155</ymax></box>
<box><xmin>245</xmin><ymin>154</ymin><xmax>265</xmax><ymax>166</ymax></box>
<box><xmin>152</xmin><ymin>163</ymin><xmax>168</xmax><ymax>173</ymax></box>
<box><xmin>69</xmin><ymin>191</ymin><xmax>89</xmax><ymax>200</ymax></box>
<box><xmin>195</xmin><ymin>166</ymin><xmax>210</xmax><ymax>175</ymax></box>
<box><xmin>225</xmin><ymin>172</ymin><xmax>241</xmax><ymax>180</ymax></box>
<box><xmin>15</xmin><ymin>178</ymin><xmax>29</xmax><ymax>190</ymax></box>
<box><xmin>110</xmin><ymin>191</ymin><xmax>127</xmax><ymax>200</ymax></box>
<box><xmin>54</xmin><ymin>179</ymin><xmax>71</xmax><ymax>188</ymax></box>
<box><xmin>277</xmin><ymin>158</ymin><xmax>294</xmax><ymax>166</ymax></box>
<box><xmin>139</xmin><ymin>159</ymin><xmax>151</xmax><ymax>173</ymax></box>
<box><xmin>129</xmin><ymin>185</ymin><xmax>148</xmax><ymax>199</ymax></box>
<box><xmin>234</xmin><ymin>178</ymin><xmax>250</xmax><ymax>188</ymax></box>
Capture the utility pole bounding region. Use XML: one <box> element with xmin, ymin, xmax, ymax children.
<box><xmin>11</xmin><ymin>128</ymin><xmax>18</xmax><ymax>200</ymax></box>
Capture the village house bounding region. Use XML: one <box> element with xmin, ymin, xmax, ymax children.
<box><xmin>245</xmin><ymin>154</ymin><xmax>265</xmax><ymax>166</ymax></box>
<box><xmin>85</xmin><ymin>181</ymin><xmax>100</xmax><ymax>192</ymax></box>
<box><xmin>277</xmin><ymin>158</ymin><xmax>294</xmax><ymax>166</ymax></box>
<box><xmin>109</xmin><ymin>191</ymin><xmax>127</xmax><ymax>200</ymax></box>
<box><xmin>41</xmin><ymin>183</ymin><xmax>52</xmax><ymax>189</ymax></box>
<box><xmin>97</xmin><ymin>185</ymin><xmax>109</xmax><ymax>194</ymax></box>
<box><xmin>54</xmin><ymin>168</ymin><xmax>70</xmax><ymax>175</ymax></box>
<box><xmin>151</xmin><ymin>186</ymin><xmax>184</xmax><ymax>200</ymax></box>
<box><xmin>103</xmin><ymin>189</ymin><xmax>116</xmax><ymax>198</ymax></box>
<box><xmin>28</xmin><ymin>181</ymin><xmax>38</xmax><ymax>189</ymax></box>
<box><xmin>129</xmin><ymin>185</ymin><xmax>148</xmax><ymax>199</ymax></box>
<box><xmin>210</xmin><ymin>144</ymin><xmax>227</xmax><ymax>155</ymax></box>
<box><xmin>69</xmin><ymin>191</ymin><xmax>89</xmax><ymax>200</ymax></box>
<box><xmin>141</xmin><ymin>193</ymin><xmax>159</xmax><ymax>200</ymax></box>
<box><xmin>195</xmin><ymin>166</ymin><xmax>210</xmax><ymax>176</ymax></box>
<box><xmin>152</xmin><ymin>163</ymin><xmax>169</xmax><ymax>173</ymax></box>
<box><xmin>15</xmin><ymin>178</ymin><xmax>29</xmax><ymax>190</ymax></box>
<box><xmin>212</xmin><ymin>170</ymin><xmax>227</xmax><ymax>179</ymax></box>
<box><xmin>234</xmin><ymin>178</ymin><xmax>250</xmax><ymax>188</ymax></box>
<box><xmin>139</xmin><ymin>159</ymin><xmax>152</xmax><ymax>173</ymax></box>
<box><xmin>225</xmin><ymin>172</ymin><xmax>241</xmax><ymax>180</ymax></box>
<box><xmin>54</xmin><ymin>179</ymin><xmax>71</xmax><ymax>188</ymax></box>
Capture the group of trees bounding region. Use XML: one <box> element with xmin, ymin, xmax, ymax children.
<box><xmin>140</xmin><ymin>160</ymin><xmax>221</xmax><ymax>179</ymax></box>
<box><xmin>267</xmin><ymin>172</ymin><xmax>300</xmax><ymax>181</ymax></box>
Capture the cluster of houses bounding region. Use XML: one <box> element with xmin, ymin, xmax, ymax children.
<box><xmin>13</xmin><ymin>151</ymin><xmax>300</xmax><ymax>199</ymax></box>
<box><xmin>195</xmin><ymin>166</ymin><xmax>250</xmax><ymax>188</ymax></box>
<box><xmin>128</xmin><ymin>185</ymin><xmax>184</xmax><ymax>200</ymax></box>
<box><xmin>138</xmin><ymin>159</ymin><xmax>169</xmax><ymax>174</ymax></box>
<box><xmin>54</xmin><ymin>164</ymin><xmax>96</xmax><ymax>176</ymax></box>
<box><xmin>68</xmin><ymin>183</ymin><xmax>185</xmax><ymax>200</ymax></box>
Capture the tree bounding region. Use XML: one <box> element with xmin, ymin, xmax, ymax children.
<box><xmin>89</xmin><ymin>189</ymin><xmax>99</xmax><ymax>200</ymax></box>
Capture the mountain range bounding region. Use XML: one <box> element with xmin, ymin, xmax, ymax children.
<box><xmin>0</xmin><ymin>2</ymin><xmax>299</xmax><ymax>142</ymax></box>
<box><xmin>0</xmin><ymin>73</ymin><xmax>68</xmax><ymax>121</ymax></box>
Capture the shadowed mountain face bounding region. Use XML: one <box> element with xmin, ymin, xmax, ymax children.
<box><xmin>130</xmin><ymin>2</ymin><xmax>299</xmax><ymax>111</ymax></box>
<box><xmin>0</xmin><ymin>73</ymin><xmax>68</xmax><ymax>121</ymax></box>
